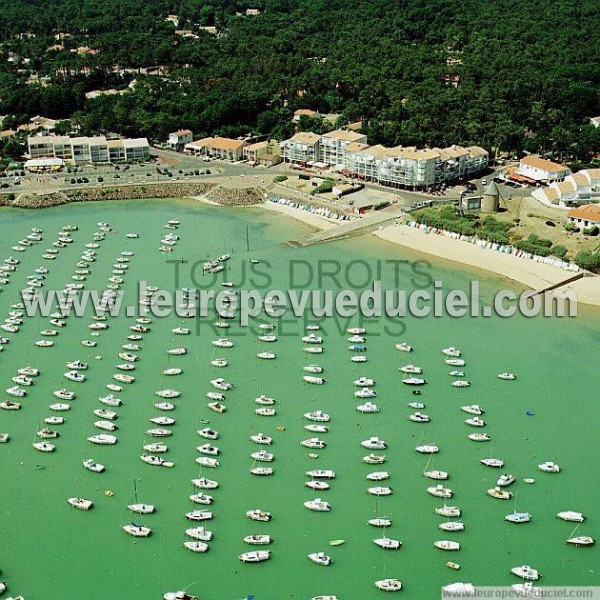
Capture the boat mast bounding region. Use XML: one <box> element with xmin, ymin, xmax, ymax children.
<box><xmin>567</xmin><ymin>524</ymin><xmax>580</xmax><ymax>539</ymax></box>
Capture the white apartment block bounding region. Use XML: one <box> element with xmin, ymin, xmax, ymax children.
<box><xmin>280</xmin><ymin>132</ymin><xmax>321</xmax><ymax>165</ymax></box>
<box><xmin>28</xmin><ymin>135</ymin><xmax>149</xmax><ymax>163</ymax></box>
<box><xmin>281</xmin><ymin>130</ymin><xmax>489</xmax><ymax>189</ymax></box>
<box><xmin>319</xmin><ymin>130</ymin><xmax>368</xmax><ymax>169</ymax></box>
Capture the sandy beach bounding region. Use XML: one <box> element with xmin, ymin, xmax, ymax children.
<box><xmin>261</xmin><ymin>199</ymin><xmax>340</xmax><ymax>230</ymax></box>
<box><xmin>375</xmin><ymin>224</ymin><xmax>600</xmax><ymax>308</ymax></box>
<box><xmin>260</xmin><ymin>201</ymin><xmax>600</xmax><ymax>308</ymax></box>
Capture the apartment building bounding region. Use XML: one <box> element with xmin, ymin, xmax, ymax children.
<box><xmin>281</xmin><ymin>133</ymin><xmax>490</xmax><ymax>189</ymax></box>
<box><xmin>340</xmin><ymin>141</ymin><xmax>372</xmax><ymax>175</ymax></box>
<box><xmin>433</xmin><ymin>145</ymin><xmax>469</xmax><ymax>182</ymax></box>
<box><xmin>378</xmin><ymin>148</ymin><xmax>440</xmax><ymax>188</ymax></box>
<box><xmin>319</xmin><ymin>130</ymin><xmax>368</xmax><ymax>169</ymax></box>
<box><xmin>280</xmin><ymin>132</ymin><xmax>321</xmax><ymax>165</ymax></box>
<box><xmin>349</xmin><ymin>145</ymin><xmax>385</xmax><ymax>181</ymax></box>
<box><xmin>27</xmin><ymin>135</ymin><xmax>149</xmax><ymax>163</ymax></box>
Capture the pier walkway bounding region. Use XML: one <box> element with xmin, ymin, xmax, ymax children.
<box><xmin>530</xmin><ymin>272</ymin><xmax>587</xmax><ymax>297</ymax></box>
<box><xmin>287</xmin><ymin>208</ymin><xmax>404</xmax><ymax>247</ymax></box>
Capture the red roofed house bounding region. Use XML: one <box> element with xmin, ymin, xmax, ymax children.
<box><xmin>517</xmin><ymin>155</ymin><xmax>571</xmax><ymax>183</ymax></box>
<box><xmin>293</xmin><ymin>109</ymin><xmax>319</xmax><ymax>123</ymax></box>
<box><xmin>568</xmin><ymin>204</ymin><xmax>600</xmax><ymax>229</ymax></box>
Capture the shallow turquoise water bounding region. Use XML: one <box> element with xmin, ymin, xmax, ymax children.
<box><xmin>0</xmin><ymin>199</ymin><xmax>598</xmax><ymax>600</ymax></box>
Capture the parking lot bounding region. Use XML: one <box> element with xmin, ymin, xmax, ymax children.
<box><xmin>0</xmin><ymin>159</ymin><xmax>217</xmax><ymax>193</ymax></box>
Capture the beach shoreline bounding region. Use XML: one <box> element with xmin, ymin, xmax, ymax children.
<box><xmin>261</xmin><ymin>198</ymin><xmax>340</xmax><ymax>231</ymax></box>
<box><xmin>3</xmin><ymin>191</ymin><xmax>597</xmax><ymax>308</ymax></box>
<box><xmin>259</xmin><ymin>200</ymin><xmax>600</xmax><ymax>308</ymax></box>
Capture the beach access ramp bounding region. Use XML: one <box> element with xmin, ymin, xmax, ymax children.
<box><xmin>287</xmin><ymin>208</ymin><xmax>403</xmax><ymax>247</ymax></box>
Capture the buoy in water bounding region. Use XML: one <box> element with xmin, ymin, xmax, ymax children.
<box><xmin>276</xmin><ymin>425</ymin><xmax>285</xmax><ymax>431</ymax></box>
<box><xmin>104</xmin><ymin>490</ymin><xmax>114</xmax><ymax>497</ymax></box>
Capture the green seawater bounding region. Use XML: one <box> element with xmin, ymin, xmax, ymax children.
<box><xmin>0</xmin><ymin>199</ymin><xmax>599</xmax><ymax>600</ymax></box>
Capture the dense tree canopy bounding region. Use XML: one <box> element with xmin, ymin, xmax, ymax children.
<box><xmin>0</xmin><ymin>0</ymin><xmax>598</xmax><ymax>161</ymax></box>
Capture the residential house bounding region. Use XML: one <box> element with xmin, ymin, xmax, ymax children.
<box><xmin>589</xmin><ymin>116</ymin><xmax>600</xmax><ymax>128</ymax></box>
<box><xmin>74</xmin><ymin>47</ymin><xmax>99</xmax><ymax>56</ymax></box>
<box><xmin>18</xmin><ymin>116</ymin><xmax>57</xmax><ymax>134</ymax></box>
<box><xmin>85</xmin><ymin>89</ymin><xmax>124</xmax><ymax>100</ymax></box>
<box><xmin>516</xmin><ymin>155</ymin><xmax>571</xmax><ymax>183</ymax></box>
<box><xmin>174</xmin><ymin>30</ymin><xmax>199</xmax><ymax>39</ymax></box>
<box><xmin>345</xmin><ymin>121</ymin><xmax>363</xmax><ymax>132</ymax></box>
<box><xmin>533</xmin><ymin>169</ymin><xmax>600</xmax><ymax>207</ymax></box>
<box><xmin>552</xmin><ymin>181</ymin><xmax>578</xmax><ymax>205</ymax></box>
<box><xmin>567</xmin><ymin>204</ymin><xmax>600</xmax><ymax>229</ymax></box>
<box><xmin>293</xmin><ymin>109</ymin><xmax>319</xmax><ymax>123</ymax></box>
<box><xmin>443</xmin><ymin>75</ymin><xmax>461</xmax><ymax>88</ymax></box>
<box><xmin>243</xmin><ymin>140</ymin><xmax>282</xmax><ymax>166</ymax></box>
<box><xmin>28</xmin><ymin>136</ymin><xmax>61</xmax><ymax>159</ymax></box>
<box><xmin>26</xmin><ymin>74</ymin><xmax>52</xmax><ymax>87</ymax></box>
<box><xmin>168</xmin><ymin>129</ymin><xmax>193</xmax><ymax>150</ymax></box>
<box><xmin>184</xmin><ymin>136</ymin><xmax>245</xmax><ymax>160</ymax></box>
<box><xmin>70</xmin><ymin>136</ymin><xmax>110</xmax><ymax>162</ymax></box>
<box><xmin>107</xmin><ymin>139</ymin><xmax>126</xmax><ymax>162</ymax></box>
<box><xmin>566</xmin><ymin>172</ymin><xmax>593</xmax><ymax>201</ymax></box>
